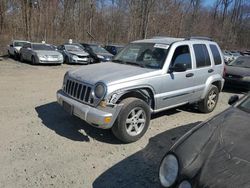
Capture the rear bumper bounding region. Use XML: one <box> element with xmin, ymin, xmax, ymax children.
<box><xmin>56</xmin><ymin>90</ymin><xmax>122</xmax><ymax>129</ymax></box>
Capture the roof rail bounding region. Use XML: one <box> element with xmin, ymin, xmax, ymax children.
<box><xmin>185</xmin><ymin>36</ymin><xmax>213</xmax><ymax>41</ymax></box>
<box><xmin>151</xmin><ymin>36</ymin><xmax>174</xmax><ymax>39</ymax></box>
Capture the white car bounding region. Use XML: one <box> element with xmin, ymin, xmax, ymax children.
<box><xmin>7</xmin><ymin>40</ymin><xmax>30</xmax><ymax>59</ymax></box>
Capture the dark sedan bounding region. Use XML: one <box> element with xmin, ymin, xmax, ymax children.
<box><xmin>159</xmin><ymin>93</ymin><xmax>250</xmax><ymax>188</ymax></box>
<box><xmin>224</xmin><ymin>56</ymin><xmax>250</xmax><ymax>90</ymax></box>
<box><xmin>80</xmin><ymin>43</ymin><xmax>113</xmax><ymax>62</ymax></box>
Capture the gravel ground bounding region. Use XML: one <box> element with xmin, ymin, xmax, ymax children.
<box><xmin>0</xmin><ymin>58</ymin><xmax>243</xmax><ymax>188</ymax></box>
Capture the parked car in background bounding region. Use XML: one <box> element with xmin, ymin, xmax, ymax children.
<box><xmin>224</xmin><ymin>56</ymin><xmax>250</xmax><ymax>90</ymax></box>
<box><xmin>20</xmin><ymin>43</ymin><xmax>63</xmax><ymax>65</ymax></box>
<box><xmin>243</xmin><ymin>50</ymin><xmax>250</xmax><ymax>56</ymax></box>
<box><xmin>223</xmin><ymin>50</ymin><xmax>234</xmax><ymax>64</ymax></box>
<box><xmin>57</xmin><ymin>44</ymin><xmax>90</xmax><ymax>64</ymax></box>
<box><xmin>7</xmin><ymin>40</ymin><xmax>29</xmax><ymax>59</ymax></box>
<box><xmin>56</xmin><ymin>36</ymin><xmax>225</xmax><ymax>143</ymax></box>
<box><xmin>80</xmin><ymin>43</ymin><xmax>113</xmax><ymax>62</ymax></box>
<box><xmin>230</xmin><ymin>50</ymin><xmax>241</xmax><ymax>59</ymax></box>
<box><xmin>159</xmin><ymin>93</ymin><xmax>250</xmax><ymax>188</ymax></box>
<box><xmin>104</xmin><ymin>44</ymin><xmax>124</xmax><ymax>55</ymax></box>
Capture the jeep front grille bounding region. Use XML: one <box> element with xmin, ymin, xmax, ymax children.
<box><xmin>64</xmin><ymin>79</ymin><xmax>94</xmax><ymax>105</ymax></box>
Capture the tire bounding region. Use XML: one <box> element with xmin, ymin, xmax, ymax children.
<box><xmin>8</xmin><ymin>50</ymin><xmax>11</xmax><ymax>57</ymax></box>
<box><xmin>112</xmin><ymin>97</ymin><xmax>151</xmax><ymax>143</ymax></box>
<box><xmin>198</xmin><ymin>85</ymin><xmax>219</xmax><ymax>113</ymax></box>
<box><xmin>14</xmin><ymin>52</ymin><xmax>18</xmax><ymax>60</ymax></box>
<box><xmin>31</xmin><ymin>56</ymin><xmax>36</xmax><ymax>65</ymax></box>
<box><xmin>64</xmin><ymin>56</ymin><xmax>69</xmax><ymax>64</ymax></box>
<box><xmin>20</xmin><ymin>54</ymin><xmax>24</xmax><ymax>62</ymax></box>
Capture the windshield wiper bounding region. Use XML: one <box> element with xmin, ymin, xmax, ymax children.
<box><xmin>112</xmin><ymin>59</ymin><xmax>126</xmax><ymax>64</ymax></box>
<box><xmin>112</xmin><ymin>59</ymin><xmax>145</xmax><ymax>68</ymax></box>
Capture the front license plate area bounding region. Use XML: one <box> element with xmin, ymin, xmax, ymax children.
<box><xmin>62</xmin><ymin>101</ymin><xmax>73</xmax><ymax>115</ymax></box>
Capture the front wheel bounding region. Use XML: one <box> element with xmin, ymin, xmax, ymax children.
<box><xmin>198</xmin><ymin>85</ymin><xmax>219</xmax><ymax>113</ymax></box>
<box><xmin>112</xmin><ymin>98</ymin><xmax>151</xmax><ymax>143</ymax></box>
<box><xmin>31</xmin><ymin>56</ymin><xmax>36</xmax><ymax>65</ymax></box>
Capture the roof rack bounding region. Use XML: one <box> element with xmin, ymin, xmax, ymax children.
<box><xmin>185</xmin><ymin>36</ymin><xmax>213</xmax><ymax>41</ymax></box>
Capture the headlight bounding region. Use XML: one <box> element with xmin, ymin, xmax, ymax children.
<box><xmin>63</xmin><ymin>72</ymin><xmax>69</xmax><ymax>88</ymax></box>
<box><xmin>243</xmin><ymin>76</ymin><xmax>250</xmax><ymax>82</ymax></box>
<box><xmin>97</xmin><ymin>55</ymin><xmax>104</xmax><ymax>59</ymax></box>
<box><xmin>159</xmin><ymin>154</ymin><xmax>179</xmax><ymax>187</ymax></box>
<box><xmin>59</xmin><ymin>55</ymin><xmax>63</xmax><ymax>60</ymax></box>
<box><xmin>94</xmin><ymin>83</ymin><xmax>106</xmax><ymax>98</ymax></box>
<box><xmin>38</xmin><ymin>55</ymin><xmax>47</xmax><ymax>60</ymax></box>
<box><xmin>72</xmin><ymin>55</ymin><xmax>78</xmax><ymax>60</ymax></box>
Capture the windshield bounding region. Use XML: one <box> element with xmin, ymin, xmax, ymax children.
<box><xmin>32</xmin><ymin>44</ymin><xmax>54</xmax><ymax>51</ymax></box>
<box><xmin>14</xmin><ymin>42</ymin><xmax>28</xmax><ymax>47</ymax></box>
<box><xmin>90</xmin><ymin>45</ymin><xmax>110</xmax><ymax>54</ymax></box>
<box><xmin>228</xmin><ymin>57</ymin><xmax>250</xmax><ymax>68</ymax></box>
<box><xmin>238</xmin><ymin>95</ymin><xmax>250</xmax><ymax>113</ymax></box>
<box><xmin>65</xmin><ymin>45</ymin><xmax>83</xmax><ymax>52</ymax></box>
<box><xmin>113</xmin><ymin>43</ymin><xmax>169</xmax><ymax>69</ymax></box>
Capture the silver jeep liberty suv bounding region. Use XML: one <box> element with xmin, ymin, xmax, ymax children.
<box><xmin>57</xmin><ymin>36</ymin><xmax>225</xmax><ymax>143</ymax></box>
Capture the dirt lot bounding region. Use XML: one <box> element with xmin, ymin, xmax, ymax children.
<box><xmin>0</xmin><ymin>58</ymin><xmax>243</xmax><ymax>188</ymax></box>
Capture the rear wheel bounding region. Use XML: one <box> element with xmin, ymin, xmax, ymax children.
<box><xmin>198</xmin><ymin>85</ymin><xmax>219</xmax><ymax>113</ymax></box>
<box><xmin>8</xmin><ymin>50</ymin><xmax>11</xmax><ymax>57</ymax></box>
<box><xmin>112</xmin><ymin>98</ymin><xmax>151</xmax><ymax>143</ymax></box>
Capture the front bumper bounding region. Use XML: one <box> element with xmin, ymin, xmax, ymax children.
<box><xmin>39</xmin><ymin>60</ymin><xmax>63</xmax><ymax>64</ymax></box>
<box><xmin>57</xmin><ymin>90</ymin><xmax>122</xmax><ymax>129</ymax></box>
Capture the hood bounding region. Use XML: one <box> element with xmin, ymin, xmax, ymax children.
<box><xmin>68</xmin><ymin>62</ymin><xmax>157</xmax><ymax>85</ymax></box>
<box><xmin>34</xmin><ymin>50</ymin><xmax>62</xmax><ymax>56</ymax></box>
<box><xmin>68</xmin><ymin>51</ymin><xmax>89</xmax><ymax>56</ymax></box>
<box><xmin>226</xmin><ymin>65</ymin><xmax>250</xmax><ymax>77</ymax></box>
<box><xmin>174</xmin><ymin>107</ymin><xmax>250</xmax><ymax>187</ymax></box>
<box><xmin>14</xmin><ymin>47</ymin><xmax>22</xmax><ymax>52</ymax></box>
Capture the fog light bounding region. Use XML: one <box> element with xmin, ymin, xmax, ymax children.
<box><xmin>104</xmin><ymin>117</ymin><xmax>111</xmax><ymax>124</ymax></box>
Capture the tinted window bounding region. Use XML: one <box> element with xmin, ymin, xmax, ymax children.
<box><xmin>193</xmin><ymin>44</ymin><xmax>211</xmax><ymax>68</ymax></box>
<box><xmin>32</xmin><ymin>44</ymin><xmax>54</xmax><ymax>50</ymax></box>
<box><xmin>171</xmin><ymin>45</ymin><xmax>192</xmax><ymax>69</ymax></box>
<box><xmin>210</xmin><ymin>44</ymin><xmax>222</xmax><ymax>65</ymax></box>
<box><xmin>228</xmin><ymin>57</ymin><xmax>250</xmax><ymax>68</ymax></box>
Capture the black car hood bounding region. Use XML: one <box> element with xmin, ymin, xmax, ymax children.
<box><xmin>173</xmin><ymin>107</ymin><xmax>250</xmax><ymax>188</ymax></box>
<box><xmin>226</xmin><ymin>65</ymin><xmax>250</xmax><ymax>77</ymax></box>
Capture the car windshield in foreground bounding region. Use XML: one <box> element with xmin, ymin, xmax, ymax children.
<box><xmin>32</xmin><ymin>44</ymin><xmax>54</xmax><ymax>51</ymax></box>
<box><xmin>14</xmin><ymin>42</ymin><xmax>28</xmax><ymax>47</ymax></box>
<box><xmin>65</xmin><ymin>45</ymin><xmax>83</xmax><ymax>52</ymax></box>
<box><xmin>228</xmin><ymin>57</ymin><xmax>250</xmax><ymax>68</ymax></box>
<box><xmin>90</xmin><ymin>45</ymin><xmax>110</xmax><ymax>54</ymax></box>
<box><xmin>238</xmin><ymin>95</ymin><xmax>250</xmax><ymax>113</ymax></box>
<box><xmin>112</xmin><ymin>43</ymin><xmax>169</xmax><ymax>69</ymax></box>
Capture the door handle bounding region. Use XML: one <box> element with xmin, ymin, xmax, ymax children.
<box><xmin>208</xmin><ymin>69</ymin><xmax>214</xmax><ymax>73</ymax></box>
<box><xmin>186</xmin><ymin>73</ymin><xmax>194</xmax><ymax>78</ymax></box>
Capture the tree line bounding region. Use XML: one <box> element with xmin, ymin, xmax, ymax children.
<box><xmin>0</xmin><ymin>0</ymin><xmax>249</xmax><ymax>55</ymax></box>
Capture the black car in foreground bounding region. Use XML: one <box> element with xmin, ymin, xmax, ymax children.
<box><xmin>159</xmin><ymin>93</ymin><xmax>250</xmax><ymax>188</ymax></box>
<box><xmin>224</xmin><ymin>56</ymin><xmax>250</xmax><ymax>90</ymax></box>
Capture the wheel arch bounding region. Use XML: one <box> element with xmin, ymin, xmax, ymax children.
<box><xmin>112</xmin><ymin>87</ymin><xmax>155</xmax><ymax>111</ymax></box>
<box><xmin>202</xmin><ymin>75</ymin><xmax>223</xmax><ymax>99</ymax></box>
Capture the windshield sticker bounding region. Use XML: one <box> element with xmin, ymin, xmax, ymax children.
<box><xmin>154</xmin><ymin>44</ymin><xmax>169</xmax><ymax>49</ymax></box>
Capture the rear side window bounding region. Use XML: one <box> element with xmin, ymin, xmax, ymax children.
<box><xmin>193</xmin><ymin>44</ymin><xmax>211</xmax><ymax>68</ymax></box>
<box><xmin>210</xmin><ymin>44</ymin><xmax>222</xmax><ymax>65</ymax></box>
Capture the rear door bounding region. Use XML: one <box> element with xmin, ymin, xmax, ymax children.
<box><xmin>191</xmin><ymin>43</ymin><xmax>213</xmax><ymax>97</ymax></box>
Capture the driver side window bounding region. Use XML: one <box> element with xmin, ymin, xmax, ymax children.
<box><xmin>171</xmin><ymin>45</ymin><xmax>192</xmax><ymax>69</ymax></box>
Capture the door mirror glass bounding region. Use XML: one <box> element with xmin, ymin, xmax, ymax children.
<box><xmin>10</xmin><ymin>44</ymin><xmax>13</xmax><ymax>47</ymax></box>
<box><xmin>169</xmin><ymin>63</ymin><xmax>187</xmax><ymax>72</ymax></box>
<box><xmin>228</xmin><ymin>95</ymin><xmax>239</xmax><ymax>105</ymax></box>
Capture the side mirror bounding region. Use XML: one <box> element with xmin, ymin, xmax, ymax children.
<box><xmin>169</xmin><ymin>63</ymin><xmax>187</xmax><ymax>73</ymax></box>
<box><xmin>10</xmin><ymin>44</ymin><xmax>13</xmax><ymax>47</ymax></box>
<box><xmin>228</xmin><ymin>95</ymin><xmax>239</xmax><ymax>105</ymax></box>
